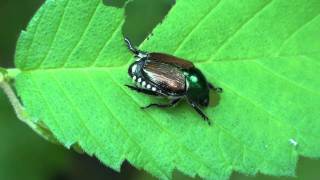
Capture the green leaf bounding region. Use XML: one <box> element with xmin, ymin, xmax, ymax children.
<box><xmin>12</xmin><ymin>0</ymin><xmax>320</xmax><ymax>179</ymax></box>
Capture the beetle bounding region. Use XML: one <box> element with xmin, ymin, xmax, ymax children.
<box><xmin>124</xmin><ymin>38</ymin><xmax>222</xmax><ymax>125</ymax></box>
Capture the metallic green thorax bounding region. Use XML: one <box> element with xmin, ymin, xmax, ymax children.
<box><xmin>183</xmin><ymin>68</ymin><xmax>210</xmax><ymax>106</ymax></box>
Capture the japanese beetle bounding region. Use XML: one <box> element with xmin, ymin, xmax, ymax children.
<box><xmin>124</xmin><ymin>38</ymin><xmax>222</xmax><ymax>125</ymax></box>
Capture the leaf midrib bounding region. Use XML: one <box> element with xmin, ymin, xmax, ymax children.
<box><xmin>22</xmin><ymin>66</ymin><xmax>288</xmax><ymax>172</ymax></box>
<box><xmin>19</xmin><ymin>51</ymin><xmax>320</xmax><ymax>74</ymax></box>
<box><xmin>107</xmin><ymin>69</ymin><xmax>297</xmax><ymax>171</ymax></box>
<box><xmin>16</xmin><ymin>0</ymin><xmax>320</xmax><ymax>170</ymax></box>
<box><xmin>22</xmin><ymin>60</ymin><xmax>319</xmax><ymax>140</ymax></box>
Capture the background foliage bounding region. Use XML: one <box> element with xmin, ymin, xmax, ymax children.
<box><xmin>0</xmin><ymin>0</ymin><xmax>319</xmax><ymax>179</ymax></box>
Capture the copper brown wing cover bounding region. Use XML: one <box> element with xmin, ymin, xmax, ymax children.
<box><xmin>143</xmin><ymin>60</ymin><xmax>186</xmax><ymax>93</ymax></box>
<box><xmin>149</xmin><ymin>53</ymin><xmax>194</xmax><ymax>69</ymax></box>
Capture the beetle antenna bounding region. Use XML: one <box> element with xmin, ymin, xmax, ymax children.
<box><xmin>125</xmin><ymin>37</ymin><xmax>139</xmax><ymax>55</ymax></box>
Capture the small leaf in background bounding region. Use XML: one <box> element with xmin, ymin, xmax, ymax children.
<box><xmin>12</xmin><ymin>0</ymin><xmax>320</xmax><ymax>179</ymax></box>
<box><xmin>0</xmin><ymin>0</ymin><xmax>44</xmax><ymax>66</ymax></box>
<box><xmin>134</xmin><ymin>157</ymin><xmax>320</xmax><ymax>180</ymax></box>
<box><xmin>0</xmin><ymin>91</ymin><xmax>69</xmax><ymax>180</ymax></box>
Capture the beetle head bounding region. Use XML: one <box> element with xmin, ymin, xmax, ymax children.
<box><xmin>185</xmin><ymin>68</ymin><xmax>210</xmax><ymax>107</ymax></box>
<box><xmin>187</xmin><ymin>90</ymin><xmax>210</xmax><ymax>108</ymax></box>
<box><xmin>200</xmin><ymin>96</ymin><xmax>210</xmax><ymax>107</ymax></box>
<box><xmin>196</xmin><ymin>93</ymin><xmax>210</xmax><ymax>107</ymax></box>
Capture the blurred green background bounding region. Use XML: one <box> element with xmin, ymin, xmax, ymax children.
<box><xmin>0</xmin><ymin>0</ymin><xmax>319</xmax><ymax>180</ymax></box>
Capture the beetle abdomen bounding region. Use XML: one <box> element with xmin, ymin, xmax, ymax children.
<box><xmin>143</xmin><ymin>60</ymin><xmax>186</xmax><ymax>95</ymax></box>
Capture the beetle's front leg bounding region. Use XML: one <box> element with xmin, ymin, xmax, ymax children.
<box><xmin>125</xmin><ymin>85</ymin><xmax>159</xmax><ymax>96</ymax></box>
<box><xmin>141</xmin><ymin>98</ymin><xmax>181</xmax><ymax>109</ymax></box>
<box><xmin>208</xmin><ymin>83</ymin><xmax>223</xmax><ymax>93</ymax></box>
<box><xmin>190</xmin><ymin>102</ymin><xmax>211</xmax><ymax>125</ymax></box>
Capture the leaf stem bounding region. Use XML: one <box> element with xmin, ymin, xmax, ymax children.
<box><xmin>6</xmin><ymin>68</ymin><xmax>21</xmax><ymax>80</ymax></box>
<box><xmin>0</xmin><ymin>67</ymin><xmax>7</xmax><ymax>82</ymax></box>
<box><xmin>0</xmin><ymin>79</ymin><xmax>34</xmax><ymax>128</ymax></box>
<box><xmin>0</xmin><ymin>73</ymin><xmax>3</xmax><ymax>83</ymax></box>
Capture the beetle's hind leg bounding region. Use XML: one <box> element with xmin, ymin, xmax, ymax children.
<box><xmin>141</xmin><ymin>98</ymin><xmax>181</xmax><ymax>109</ymax></box>
<box><xmin>125</xmin><ymin>85</ymin><xmax>160</xmax><ymax>96</ymax></box>
<box><xmin>208</xmin><ymin>83</ymin><xmax>223</xmax><ymax>93</ymax></box>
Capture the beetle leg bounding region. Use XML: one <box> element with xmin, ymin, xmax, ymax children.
<box><xmin>124</xmin><ymin>37</ymin><xmax>148</xmax><ymax>59</ymax></box>
<box><xmin>125</xmin><ymin>85</ymin><xmax>160</xmax><ymax>96</ymax></box>
<box><xmin>124</xmin><ymin>37</ymin><xmax>140</xmax><ymax>55</ymax></box>
<box><xmin>190</xmin><ymin>102</ymin><xmax>211</xmax><ymax>125</ymax></box>
<box><xmin>208</xmin><ymin>83</ymin><xmax>223</xmax><ymax>93</ymax></box>
<box><xmin>141</xmin><ymin>98</ymin><xmax>181</xmax><ymax>109</ymax></box>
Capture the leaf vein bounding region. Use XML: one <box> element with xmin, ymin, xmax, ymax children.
<box><xmin>91</xmin><ymin>19</ymin><xmax>125</xmax><ymax>67</ymax></box>
<box><xmin>21</xmin><ymin>5</ymin><xmax>47</xmax><ymax>69</ymax></box>
<box><xmin>83</xmin><ymin>71</ymin><xmax>170</xmax><ymax>178</ymax></box>
<box><xmin>107</xmin><ymin>72</ymin><xmax>214</xmax><ymax>172</ymax></box>
<box><xmin>302</xmin><ymin>55</ymin><xmax>320</xmax><ymax>67</ymax></box>
<box><xmin>214</xmin><ymin>123</ymin><xmax>268</xmax><ymax>169</ymax></box>
<box><xmin>35</xmin><ymin>0</ymin><xmax>71</xmax><ymax>69</ymax></box>
<box><xmin>254</xmin><ymin>61</ymin><xmax>320</xmax><ymax>95</ymax></box>
<box><xmin>197</xmin><ymin>52</ymin><xmax>320</xmax><ymax>64</ymax></box>
<box><xmin>29</xmin><ymin>75</ymin><xmax>67</xmax><ymax>142</ymax></box>
<box><xmin>206</xmin><ymin>0</ymin><xmax>274</xmax><ymax>63</ymax></box>
<box><xmin>277</xmin><ymin>13</ymin><xmax>320</xmax><ymax>56</ymax></box>
<box><xmin>173</xmin><ymin>0</ymin><xmax>222</xmax><ymax>54</ymax></box>
<box><xmin>206</xmin><ymin>70</ymin><xmax>320</xmax><ymax>140</ymax></box>
<box><xmin>217</xmin><ymin>130</ymin><xmax>233</xmax><ymax>168</ymax></box>
<box><xmin>203</xmin><ymin>70</ymin><xmax>316</xmax><ymax>168</ymax></box>
<box><xmin>49</xmin><ymin>73</ymin><xmax>109</xmax><ymax>156</ymax></box>
<box><xmin>61</xmin><ymin>1</ymin><xmax>101</xmax><ymax>68</ymax></box>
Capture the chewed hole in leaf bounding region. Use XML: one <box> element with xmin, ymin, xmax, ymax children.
<box><xmin>102</xmin><ymin>0</ymin><xmax>127</xmax><ymax>8</ymax></box>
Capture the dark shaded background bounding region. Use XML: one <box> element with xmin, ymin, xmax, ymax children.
<box><xmin>0</xmin><ymin>0</ymin><xmax>319</xmax><ymax>180</ymax></box>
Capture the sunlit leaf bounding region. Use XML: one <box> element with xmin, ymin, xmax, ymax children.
<box><xmin>13</xmin><ymin>0</ymin><xmax>320</xmax><ymax>179</ymax></box>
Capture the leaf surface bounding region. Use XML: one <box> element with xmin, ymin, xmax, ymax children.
<box><xmin>14</xmin><ymin>0</ymin><xmax>320</xmax><ymax>179</ymax></box>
